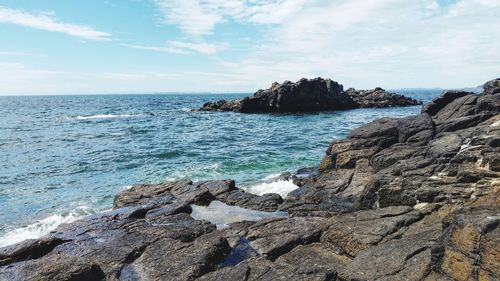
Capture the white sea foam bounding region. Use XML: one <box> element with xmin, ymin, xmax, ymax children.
<box><xmin>246</xmin><ymin>179</ymin><xmax>299</xmax><ymax>197</ymax></box>
<box><xmin>0</xmin><ymin>206</ymin><xmax>94</xmax><ymax>248</ymax></box>
<box><xmin>75</xmin><ymin>114</ymin><xmax>141</xmax><ymax>120</ymax></box>
<box><xmin>262</xmin><ymin>173</ymin><xmax>281</xmax><ymax>181</ymax></box>
<box><xmin>164</xmin><ymin>163</ymin><xmax>221</xmax><ymax>182</ymax></box>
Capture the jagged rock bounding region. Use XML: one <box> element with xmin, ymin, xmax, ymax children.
<box><xmin>0</xmin><ymin>200</ymin><xmax>217</xmax><ymax>280</ymax></box>
<box><xmin>346</xmin><ymin>87</ymin><xmax>421</xmax><ymax>108</ymax></box>
<box><xmin>200</xmin><ymin>78</ymin><xmax>420</xmax><ymax>113</ymax></box>
<box><xmin>422</xmin><ymin>90</ymin><xmax>473</xmax><ymax>116</ymax></box>
<box><xmin>116</xmin><ymin>179</ymin><xmax>282</xmax><ymax>212</ymax></box>
<box><xmin>483</xmin><ymin>78</ymin><xmax>500</xmax><ymax>95</ymax></box>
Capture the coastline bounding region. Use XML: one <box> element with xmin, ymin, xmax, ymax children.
<box><xmin>0</xmin><ymin>79</ymin><xmax>499</xmax><ymax>280</ymax></box>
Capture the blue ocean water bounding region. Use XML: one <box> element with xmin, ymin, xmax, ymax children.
<box><xmin>0</xmin><ymin>90</ymin><xmax>440</xmax><ymax>245</ymax></box>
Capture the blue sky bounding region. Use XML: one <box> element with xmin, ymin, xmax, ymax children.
<box><xmin>0</xmin><ymin>0</ymin><xmax>499</xmax><ymax>95</ymax></box>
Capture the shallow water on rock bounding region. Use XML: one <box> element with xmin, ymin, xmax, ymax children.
<box><xmin>190</xmin><ymin>201</ymin><xmax>287</xmax><ymax>228</ymax></box>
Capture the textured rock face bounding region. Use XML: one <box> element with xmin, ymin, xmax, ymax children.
<box><xmin>200</xmin><ymin>77</ymin><xmax>421</xmax><ymax>113</ymax></box>
<box><xmin>346</xmin><ymin>87</ymin><xmax>422</xmax><ymax>108</ymax></box>
<box><xmin>1</xmin><ymin>78</ymin><xmax>499</xmax><ymax>281</ymax></box>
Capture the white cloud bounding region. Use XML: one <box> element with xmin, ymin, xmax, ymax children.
<box><xmin>208</xmin><ymin>0</ymin><xmax>500</xmax><ymax>89</ymax></box>
<box><xmin>122</xmin><ymin>44</ymin><xmax>189</xmax><ymax>55</ymax></box>
<box><xmin>169</xmin><ymin>41</ymin><xmax>219</xmax><ymax>54</ymax></box>
<box><xmin>0</xmin><ymin>6</ymin><xmax>111</xmax><ymax>40</ymax></box>
<box><xmin>154</xmin><ymin>0</ymin><xmax>222</xmax><ymax>36</ymax></box>
<box><xmin>123</xmin><ymin>41</ymin><xmax>223</xmax><ymax>55</ymax></box>
<box><xmin>152</xmin><ymin>0</ymin><xmax>309</xmax><ymax>36</ymax></box>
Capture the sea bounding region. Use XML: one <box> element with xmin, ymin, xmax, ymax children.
<box><xmin>0</xmin><ymin>89</ymin><xmax>441</xmax><ymax>247</ymax></box>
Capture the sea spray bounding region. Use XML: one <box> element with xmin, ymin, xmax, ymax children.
<box><xmin>0</xmin><ymin>206</ymin><xmax>94</xmax><ymax>248</ymax></box>
<box><xmin>246</xmin><ymin>179</ymin><xmax>299</xmax><ymax>197</ymax></box>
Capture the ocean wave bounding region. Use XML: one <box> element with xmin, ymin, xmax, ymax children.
<box><xmin>0</xmin><ymin>206</ymin><xmax>94</xmax><ymax>248</ymax></box>
<box><xmin>246</xmin><ymin>178</ymin><xmax>298</xmax><ymax>197</ymax></box>
<box><xmin>74</xmin><ymin>114</ymin><xmax>143</xmax><ymax>120</ymax></box>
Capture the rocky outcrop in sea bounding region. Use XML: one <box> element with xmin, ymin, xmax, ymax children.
<box><xmin>200</xmin><ymin>77</ymin><xmax>422</xmax><ymax>113</ymax></box>
<box><xmin>1</xmin><ymin>78</ymin><xmax>499</xmax><ymax>281</ymax></box>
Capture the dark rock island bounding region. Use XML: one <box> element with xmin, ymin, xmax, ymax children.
<box><xmin>1</xmin><ymin>79</ymin><xmax>499</xmax><ymax>281</ymax></box>
<box><xmin>200</xmin><ymin>77</ymin><xmax>422</xmax><ymax>113</ymax></box>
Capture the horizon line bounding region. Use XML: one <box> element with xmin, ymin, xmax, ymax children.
<box><xmin>0</xmin><ymin>87</ymin><xmax>458</xmax><ymax>97</ymax></box>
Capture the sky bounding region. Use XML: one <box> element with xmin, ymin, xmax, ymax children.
<box><xmin>0</xmin><ymin>0</ymin><xmax>499</xmax><ymax>95</ymax></box>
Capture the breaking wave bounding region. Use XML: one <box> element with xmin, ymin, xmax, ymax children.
<box><xmin>0</xmin><ymin>206</ymin><xmax>94</xmax><ymax>248</ymax></box>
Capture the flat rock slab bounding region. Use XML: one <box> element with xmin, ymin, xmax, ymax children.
<box><xmin>199</xmin><ymin>243</ymin><xmax>347</xmax><ymax>281</ymax></box>
<box><xmin>120</xmin><ymin>233</ymin><xmax>230</xmax><ymax>281</ymax></box>
<box><xmin>247</xmin><ymin>217</ymin><xmax>326</xmax><ymax>259</ymax></box>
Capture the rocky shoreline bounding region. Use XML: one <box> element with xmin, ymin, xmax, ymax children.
<box><xmin>200</xmin><ymin>77</ymin><xmax>422</xmax><ymax>113</ymax></box>
<box><xmin>1</xmin><ymin>79</ymin><xmax>499</xmax><ymax>281</ymax></box>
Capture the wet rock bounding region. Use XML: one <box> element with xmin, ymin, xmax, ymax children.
<box><xmin>199</xmin><ymin>243</ymin><xmax>346</xmax><ymax>281</ymax></box>
<box><xmin>144</xmin><ymin>201</ymin><xmax>192</xmax><ymax>221</ymax></box>
<box><xmin>0</xmin><ymin>236</ymin><xmax>67</xmax><ymax>266</ymax></box>
<box><xmin>198</xmin><ymin>180</ymin><xmax>236</xmax><ymax>196</ymax></box>
<box><xmin>120</xmin><ymin>233</ymin><xmax>230</xmax><ymax>281</ymax></box>
<box><xmin>216</xmin><ymin>190</ymin><xmax>283</xmax><ymax>212</ymax></box>
<box><xmin>169</xmin><ymin>181</ymin><xmax>213</xmax><ymax>205</ymax></box>
<box><xmin>0</xmin><ymin>256</ymin><xmax>106</xmax><ymax>281</ymax></box>
<box><xmin>220</xmin><ymin>237</ymin><xmax>259</xmax><ymax>267</ymax></box>
<box><xmin>0</xmin><ymin>198</ymin><xmax>218</xmax><ymax>280</ymax></box>
<box><xmin>113</xmin><ymin>180</ymin><xmax>187</xmax><ymax>208</ymax></box>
